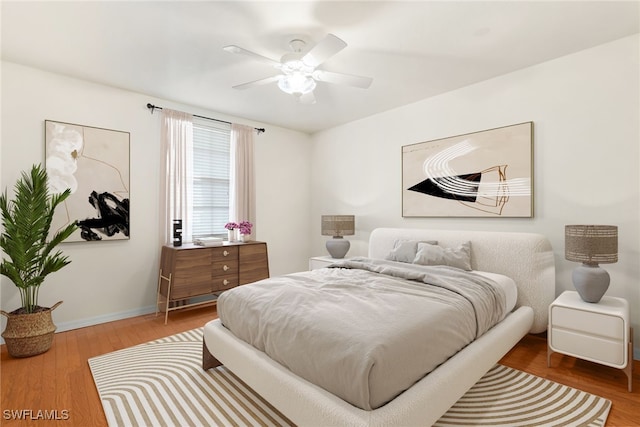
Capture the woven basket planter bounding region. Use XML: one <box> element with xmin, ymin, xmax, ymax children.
<box><xmin>1</xmin><ymin>301</ymin><xmax>62</xmax><ymax>358</ymax></box>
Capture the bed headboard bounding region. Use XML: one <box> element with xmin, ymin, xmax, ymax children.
<box><xmin>369</xmin><ymin>228</ymin><xmax>555</xmax><ymax>334</ymax></box>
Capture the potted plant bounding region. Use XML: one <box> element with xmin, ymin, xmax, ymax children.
<box><xmin>0</xmin><ymin>164</ymin><xmax>77</xmax><ymax>357</ymax></box>
<box><xmin>238</xmin><ymin>221</ymin><xmax>253</xmax><ymax>242</ymax></box>
<box><xmin>225</xmin><ymin>221</ymin><xmax>239</xmax><ymax>242</ymax></box>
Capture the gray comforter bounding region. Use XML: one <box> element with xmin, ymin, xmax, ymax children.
<box><xmin>218</xmin><ymin>257</ymin><xmax>506</xmax><ymax>410</ymax></box>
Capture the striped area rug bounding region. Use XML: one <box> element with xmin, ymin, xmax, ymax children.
<box><xmin>89</xmin><ymin>328</ymin><xmax>292</xmax><ymax>427</ymax></box>
<box><xmin>434</xmin><ymin>364</ymin><xmax>611</xmax><ymax>427</ymax></box>
<box><xmin>89</xmin><ymin>328</ymin><xmax>611</xmax><ymax>427</ymax></box>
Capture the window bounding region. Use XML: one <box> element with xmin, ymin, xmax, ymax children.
<box><xmin>191</xmin><ymin>118</ymin><xmax>231</xmax><ymax>238</ymax></box>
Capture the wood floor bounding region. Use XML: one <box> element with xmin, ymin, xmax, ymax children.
<box><xmin>1</xmin><ymin>306</ymin><xmax>639</xmax><ymax>427</ymax></box>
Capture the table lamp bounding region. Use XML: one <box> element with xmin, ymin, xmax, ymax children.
<box><xmin>321</xmin><ymin>215</ymin><xmax>355</xmax><ymax>259</ymax></box>
<box><xmin>565</xmin><ymin>225</ymin><xmax>618</xmax><ymax>303</ymax></box>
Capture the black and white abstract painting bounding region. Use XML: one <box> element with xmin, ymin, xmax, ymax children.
<box><xmin>402</xmin><ymin>122</ymin><xmax>533</xmax><ymax>217</ymax></box>
<box><xmin>45</xmin><ymin>120</ymin><xmax>130</xmax><ymax>242</ymax></box>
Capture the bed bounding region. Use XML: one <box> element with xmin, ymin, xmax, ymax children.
<box><xmin>202</xmin><ymin>228</ymin><xmax>555</xmax><ymax>426</ymax></box>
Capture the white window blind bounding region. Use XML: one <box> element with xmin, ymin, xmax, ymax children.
<box><xmin>192</xmin><ymin>117</ymin><xmax>231</xmax><ymax>238</ymax></box>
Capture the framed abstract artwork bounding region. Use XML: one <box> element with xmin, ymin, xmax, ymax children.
<box><xmin>45</xmin><ymin>120</ymin><xmax>130</xmax><ymax>242</ymax></box>
<box><xmin>402</xmin><ymin>122</ymin><xmax>533</xmax><ymax>217</ymax></box>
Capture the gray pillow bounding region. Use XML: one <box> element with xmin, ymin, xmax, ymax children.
<box><xmin>385</xmin><ymin>239</ymin><xmax>437</xmax><ymax>263</ymax></box>
<box><xmin>413</xmin><ymin>241</ymin><xmax>472</xmax><ymax>270</ymax></box>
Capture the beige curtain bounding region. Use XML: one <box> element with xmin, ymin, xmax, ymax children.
<box><xmin>160</xmin><ymin>109</ymin><xmax>193</xmax><ymax>245</ymax></box>
<box><xmin>230</xmin><ymin>124</ymin><xmax>256</xmax><ymax>237</ymax></box>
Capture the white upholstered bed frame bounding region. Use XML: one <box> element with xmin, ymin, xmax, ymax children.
<box><xmin>203</xmin><ymin>228</ymin><xmax>555</xmax><ymax>426</ymax></box>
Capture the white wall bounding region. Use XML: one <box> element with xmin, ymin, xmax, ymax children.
<box><xmin>0</xmin><ymin>61</ymin><xmax>312</xmax><ymax>331</ymax></box>
<box><xmin>2</xmin><ymin>34</ymin><xmax>639</xmax><ymax>358</ymax></box>
<box><xmin>311</xmin><ymin>35</ymin><xmax>640</xmax><ymax>357</ymax></box>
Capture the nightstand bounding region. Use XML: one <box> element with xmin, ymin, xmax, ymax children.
<box><xmin>548</xmin><ymin>290</ymin><xmax>633</xmax><ymax>392</ymax></box>
<box><xmin>309</xmin><ymin>256</ymin><xmax>343</xmax><ymax>270</ymax></box>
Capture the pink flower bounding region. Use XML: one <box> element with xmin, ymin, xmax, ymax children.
<box><xmin>238</xmin><ymin>221</ymin><xmax>253</xmax><ymax>235</ymax></box>
<box><xmin>224</xmin><ymin>222</ymin><xmax>238</xmax><ymax>230</ymax></box>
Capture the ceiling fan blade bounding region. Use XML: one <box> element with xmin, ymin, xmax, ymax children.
<box><xmin>298</xmin><ymin>91</ymin><xmax>316</xmax><ymax>105</ymax></box>
<box><xmin>302</xmin><ymin>34</ymin><xmax>347</xmax><ymax>67</ymax></box>
<box><xmin>232</xmin><ymin>75</ymin><xmax>282</xmax><ymax>90</ymax></box>
<box><xmin>313</xmin><ymin>70</ymin><xmax>373</xmax><ymax>89</ymax></box>
<box><xmin>223</xmin><ymin>45</ymin><xmax>281</xmax><ymax>67</ymax></box>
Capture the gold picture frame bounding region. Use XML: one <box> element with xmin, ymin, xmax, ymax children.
<box><xmin>402</xmin><ymin>122</ymin><xmax>533</xmax><ymax>217</ymax></box>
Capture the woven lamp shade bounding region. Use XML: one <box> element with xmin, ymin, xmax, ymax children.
<box><xmin>321</xmin><ymin>215</ymin><xmax>355</xmax><ymax>237</ymax></box>
<box><xmin>565</xmin><ymin>225</ymin><xmax>618</xmax><ymax>265</ymax></box>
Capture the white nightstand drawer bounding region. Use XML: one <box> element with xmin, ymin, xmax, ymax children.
<box><xmin>551</xmin><ymin>305</ymin><xmax>624</xmax><ymax>340</ymax></box>
<box><xmin>550</xmin><ymin>328</ymin><xmax>625</xmax><ymax>367</ymax></box>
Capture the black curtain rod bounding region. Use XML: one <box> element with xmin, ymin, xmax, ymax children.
<box><xmin>146</xmin><ymin>103</ymin><xmax>265</xmax><ymax>134</ymax></box>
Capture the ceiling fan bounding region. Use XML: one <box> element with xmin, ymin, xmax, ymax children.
<box><xmin>223</xmin><ymin>34</ymin><xmax>373</xmax><ymax>104</ymax></box>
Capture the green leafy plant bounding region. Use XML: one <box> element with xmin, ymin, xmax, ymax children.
<box><xmin>0</xmin><ymin>164</ymin><xmax>77</xmax><ymax>313</ymax></box>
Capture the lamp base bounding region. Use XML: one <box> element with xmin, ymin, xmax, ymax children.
<box><xmin>572</xmin><ymin>263</ymin><xmax>610</xmax><ymax>303</ymax></box>
<box><xmin>326</xmin><ymin>237</ymin><xmax>350</xmax><ymax>259</ymax></box>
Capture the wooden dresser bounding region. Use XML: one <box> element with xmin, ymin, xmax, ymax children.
<box><xmin>157</xmin><ymin>241</ymin><xmax>269</xmax><ymax>323</ymax></box>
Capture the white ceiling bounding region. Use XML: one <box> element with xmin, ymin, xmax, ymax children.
<box><xmin>2</xmin><ymin>1</ymin><xmax>638</xmax><ymax>134</ymax></box>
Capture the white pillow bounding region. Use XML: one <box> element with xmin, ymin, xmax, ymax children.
<box><xmin>413</xmin><ymin>241</ymin><xmax>472</xmax><ymax>270</ymax></box>
<box><xmin>385</xmin><ymin>239</ymin><xmax>437</xmax><ymax>263</ymax></box>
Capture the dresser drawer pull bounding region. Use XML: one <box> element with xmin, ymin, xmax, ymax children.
<box><xmin>223</xmin><ymin>250</ymin><xmax>229</xmax><ymax>256</ymax></box>
<box><xmin>223</xmin><ymin>279</ymin><xmax>229</xmax><ymax>285</ymax></box>
<box><xmin>223</xmin><ymin>265</ymin><xmax>229</xmax><ymax>271</ymax></box>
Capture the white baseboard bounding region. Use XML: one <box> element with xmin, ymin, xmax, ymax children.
<box><xmin>55</xmin><ymin>305</ymin><xmax>158</xmax><ymax>333</ymax></box>
<box><xmin>0</xmin><ymin>305</ymin><xmax>157</xmax><ymax>345</ymax></box>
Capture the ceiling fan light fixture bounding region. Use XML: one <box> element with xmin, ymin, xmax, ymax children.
<box><xmin>277</xmin><ymin>73</ymin><xmax>316</xmax><ymax>96</ymax></box>
<box><xmin>226</xmin><ymin>33</ymin><xmax>371</xmax><ymax>100</ymax></box>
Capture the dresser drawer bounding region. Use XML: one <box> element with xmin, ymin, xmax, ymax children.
<box><xmin>212</xmin><ymin>275</ymin><xmax>238</xmax><ymax>292</ymax></box>
<box><xmin>212</xmin><ymin>259</ymin><xmax>238</xmax><ymax>275</ymax></box>
<box><xmin>212</xmin><ymin>246</ymin><xmax>238</xmax><ymax>260</ymax></box>
<box><xmin>550</xmin><ymin>328</ymin><xmax>625</xmax><ymax>367</ymax></box>
<box><xmin>551</xmin><ymin>305</ymin><xmax>624</xmax><ymax>340</ymax></box>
